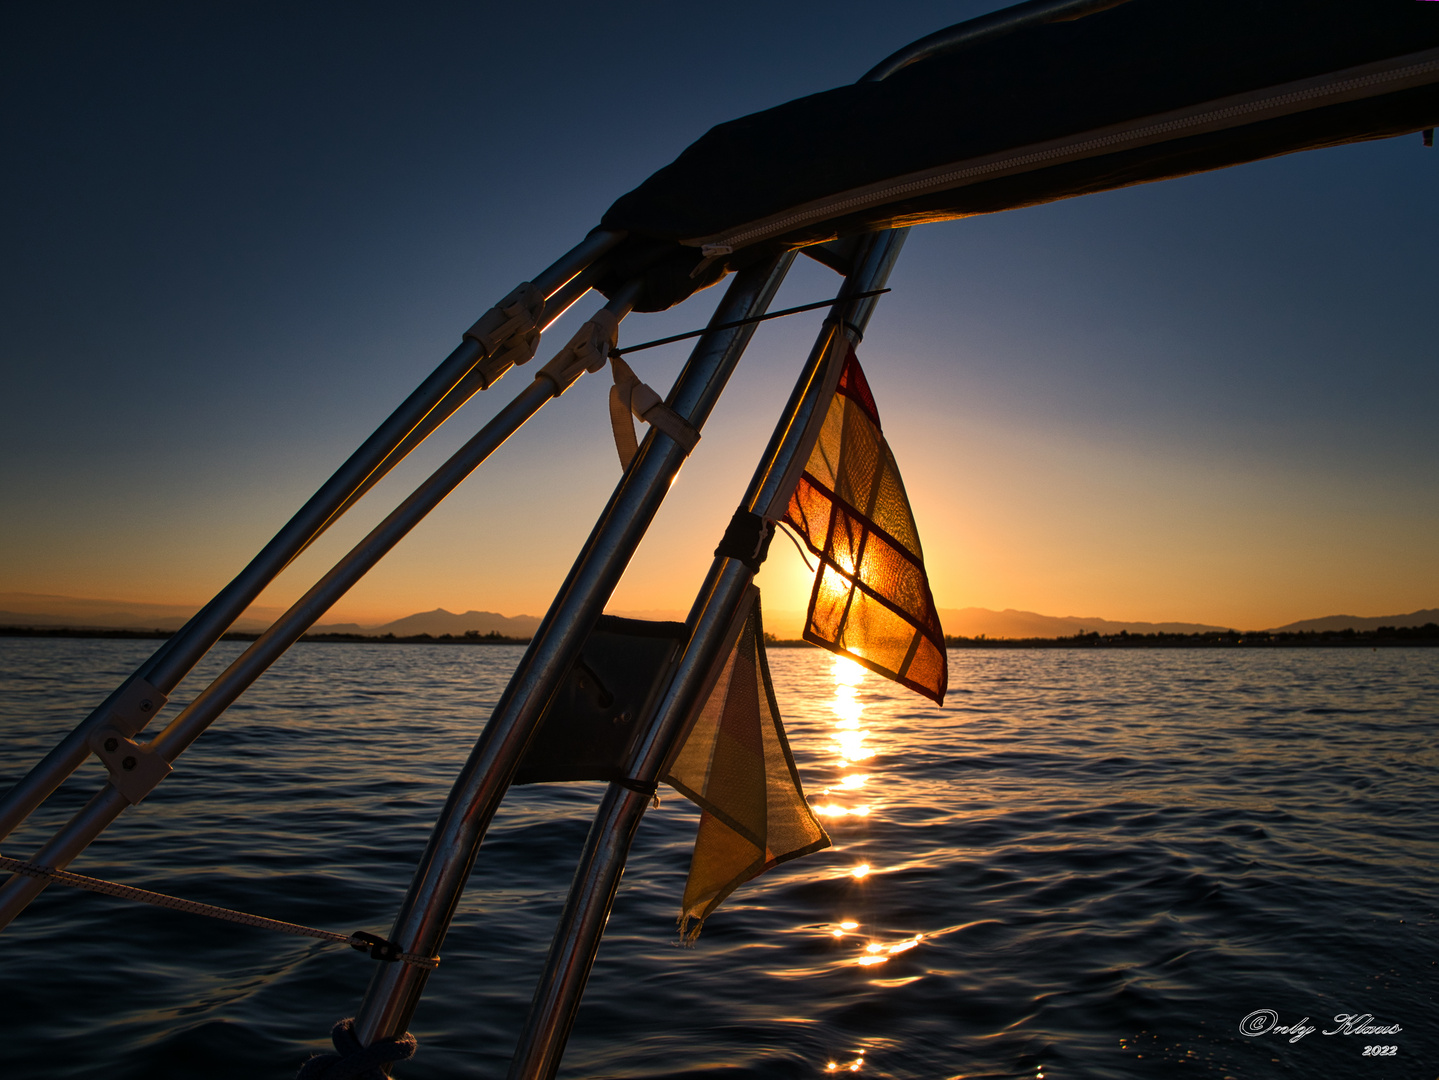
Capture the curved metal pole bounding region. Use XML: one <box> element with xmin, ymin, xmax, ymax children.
<box><xmin>507</xmin><ymin>229</ymin><xmax>908</xmax><ymax>1080</ymax></box>
<box><xmin>861</xmin><ymin>0</ymin><xmax>1132</xmax><ymax>81</ymax></box>
<box><xmin>0</xmin><ymin>230</ymin><xmax>623</xmax><ymax>844</ymax></box>
<box><xmin>351</xmin><ymin>251</ymin><xmax>797</xmax><ymax>1048</ymax></box>
<box><xmin>0</xmin><ymin>288</ymin><xmax>635</xmax><ymax>930</ymax></box>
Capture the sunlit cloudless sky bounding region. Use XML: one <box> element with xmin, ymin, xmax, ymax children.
<box><xmin>2</xmin><ymin>1</ymin><xmax>1435</xmax><ymax>631</ymax></box>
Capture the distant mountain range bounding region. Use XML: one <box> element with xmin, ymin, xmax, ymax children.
<box><xmin>318</xmin><ymin>608</ymin><xmax>542</xmax><ymax>638</ymax></box>
<box><xmin>0</xmin><ymin>592</ymin><xmax>282</xmax><ymax>632</ymax></box>
<box><xmin>2</xmin><ymin>592</ymin><xmax>1434</xmax><ymax>640</ymax></box>
<box><xmin>1267</xmin><ymin>609</ymin><xmax>1439</xmax><ymax>633</ymax></box>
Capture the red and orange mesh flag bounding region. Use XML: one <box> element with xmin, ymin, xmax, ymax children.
<box><xmin>783</xmin><ymin>344</ymin><xmax>948</xmax><ymax>703</ymax></box>
<box><xmin>663</xmin><ymin>592</ymin><xmax>830</xmax><ymax>940</ymax></box>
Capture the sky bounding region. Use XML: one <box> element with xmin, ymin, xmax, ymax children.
<box><xmin>2</xmin><ymin>1</ymin><xmax>1436</xmax><ymax>633</ymax></box>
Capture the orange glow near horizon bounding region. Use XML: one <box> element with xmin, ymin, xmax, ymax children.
<box><xmin>5</xmin><ymin>296</ymin><xmax>1436</xmax><ymax>636</ymax></box>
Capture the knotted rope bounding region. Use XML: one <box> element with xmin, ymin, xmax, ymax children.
<box><xmin>296</xmin><ymin>1018</ymin><xmax>417</xmax><ymax>1080</ymax></box>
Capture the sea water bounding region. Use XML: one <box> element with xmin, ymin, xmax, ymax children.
<box><xmin>0</xmin><ymin>639</ymin><xmax>1434</xmax><ymax>1079</ymax></box>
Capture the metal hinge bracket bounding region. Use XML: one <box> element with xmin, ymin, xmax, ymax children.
<box><xmin>88</xmin><ymin>727</ymin><xmax>172</xmax><ymax>805</ymax></box>
<box><xmin>100</xmin><ymin>677</ymin><xmax>169</xmax><ymax>738</ymax></box>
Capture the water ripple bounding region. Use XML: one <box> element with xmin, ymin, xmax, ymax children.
<box><xmin>0</xmin><ymin>641</ymin><xmax>1434</xmax><ymax>1078</ymax></box>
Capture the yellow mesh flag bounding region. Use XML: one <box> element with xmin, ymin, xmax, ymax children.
<box><xmin>784</xmin><ymin>344</ymin><xmax>948</xmax><ymax>703</ymax></box>
<box><xmin>663</xmin><ymin>592</ymin><xmax>829</xmax><ymax>939</ymax></box>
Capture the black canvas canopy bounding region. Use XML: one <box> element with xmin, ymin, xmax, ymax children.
<box><xmin>595</xmin><ymin>0</ymin><xmax>1439</xmax><ymax>310</ymax></box>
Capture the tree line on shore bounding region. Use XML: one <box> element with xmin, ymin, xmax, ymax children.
<box><xmin>5</xmin><ymin>624</ymin><xmax>1437</xmax><ymax>648</ymax></box>
<box><xmin>939</xmin><ymin>624</ymin><xmax>1439</xmax><ymax>648</ymax></box>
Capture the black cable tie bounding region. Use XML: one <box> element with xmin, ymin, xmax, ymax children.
<box><xmin>350</xmin><ymin>931</ymin><xmax>403</xmax><ymax>963</ymax></box>
<box><xmin>715</xmin><ymin>509</ymin><xmax>775</xmax><ymax>573</ymax></box>
<box><xmin>616</xmin><ymin>777</ymin><xmax>659</xmax><ymax>798</ymax></box>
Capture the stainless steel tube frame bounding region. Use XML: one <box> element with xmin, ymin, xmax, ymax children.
<box><xmin>507</xmin><ymin>229</ymin><xmax>908</xmax><ymax>1080</ymax></box>
<box><xmin>0</xmin><ymin>230</ymin><xmax>623</xmax><ymax>844</ymax></box>
<box><xmin>352</xmin><ymin>251</ymin><xmax>797</xmax><ymax>1048</ymax></box>
<box><xmin>503</xmin><ymin>566</ymin><xmax>756</xmax><ymax>1080</ymax></box>
<box><xmin>0</xmin><ymin>289</ymin><xmax>636</xmax><ymax>930</ymax></box>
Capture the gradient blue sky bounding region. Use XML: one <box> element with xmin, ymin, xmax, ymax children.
<box><xmin>2</xmin><ymin>1</ymin><xmax>1435</xmax><ymax>632</ymax></box>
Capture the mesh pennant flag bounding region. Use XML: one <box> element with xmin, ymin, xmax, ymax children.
<box><xmin>663</xmin><ymin>591</ymin><xmax>830</xmax><ymax>940</ymax></box>
<box><xmin>782</xmin><ymin>343</ymin><xmax>948</xmax><ymax>703</ymax></box>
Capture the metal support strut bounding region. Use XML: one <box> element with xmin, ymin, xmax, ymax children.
<box><xmin>0</xmin><ymin>229</ymin><xmax>624</xmax><ymax>847</ymax></box>
<box><xmin>507</xmin><ymin>228</ymin><xmax>908</xmax><ymax>1080</ymax></box>
<box><xmin>0</xmin><ymin>283</ymin><xmax>637</xmax><ymax>930</ymax></box>
<box><xmin>352</xmin><ymin>251</ymin><xmax>798</xmax><ymax>1048</ymax></box>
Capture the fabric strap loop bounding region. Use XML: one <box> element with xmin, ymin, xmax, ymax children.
<box><xmin>609</xmin><ymin>355</ymin><xmax>701</xmax><ymax>468</ymax></box>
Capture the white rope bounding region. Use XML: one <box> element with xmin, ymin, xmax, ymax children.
<box><xmin>0</xmin><ymin>854</ymin><xmax>438</xmax><ymax>969</ymax></box>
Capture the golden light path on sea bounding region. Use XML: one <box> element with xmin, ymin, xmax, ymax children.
<box><xmin>811</xmin><ymin>656</ymin><xmax>939</xmax><ymax>1074</ymax></box>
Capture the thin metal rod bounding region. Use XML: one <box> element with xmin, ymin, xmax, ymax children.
<box><xmin>352</xmin><ymin>252</ymin><xmax>797</xmax><ymax>1048</ymax></box>
<box><xmin>0</xmin><ymin>290</ymin><xmax>637</xmax><ymax>929</ymax></box>
<box><xmin>0</xmin><ymin>230</ymin><xmax>624</xmax><ymax>845</ymax></box>
<box><xmin>611</xmin><ymin>288</ymin><xmax>889</xmax><ymax>357</ymax></box>
<box><xmin>507</xmin><ymin>229</ymin><xmax>909</xmax><ymax>1080</ymax></box>
<box><xmin>861</xmin><ymin>0</ymin><xmax>1133</xmax><ymax>81</ymax></box>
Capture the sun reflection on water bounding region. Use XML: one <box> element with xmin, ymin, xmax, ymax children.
<box><xmin>811</xmin><ymin>657</ymin><xmax>934</xmax><ymax>1071</ymax></box>
<box><xmin>828</xmin><ymin>658</ymin><xmax>873</xmax><ymax>767</ymax></box>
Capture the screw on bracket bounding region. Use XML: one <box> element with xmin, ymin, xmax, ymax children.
<box><xmin>87</xmin><ymin>725</ymin><xmax>172</xmax><ymax>804</ymax></box>
<box><xmin>103</xmin><ymin>677</ymin><xmax>169</xmax><ymax>738</ymax></box>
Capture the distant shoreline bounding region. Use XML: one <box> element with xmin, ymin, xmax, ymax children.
<box><xmin>0</xmin><ymin>626</ymin><xmax>531</xmax><ymax>645</ymax></box>
<box><xmin>938</xmin><ymin>624</ymin><xmax>1439</xmax><ymax>648</ymax></box>
<box><xmin>4</xmin><ymin>624</ymin><xmax>1436</xmax><ymax>648</ymax></box>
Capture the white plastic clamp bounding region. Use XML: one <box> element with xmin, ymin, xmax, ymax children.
<box><xmin>464</xmin><ymin>282</ymin><xmax>546</xmax><ymax>387</ymax></box>
<box><xmin>536</xmin><ymin>309</ymin><xmax>620</xmax><ymax>397</ymax></box>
